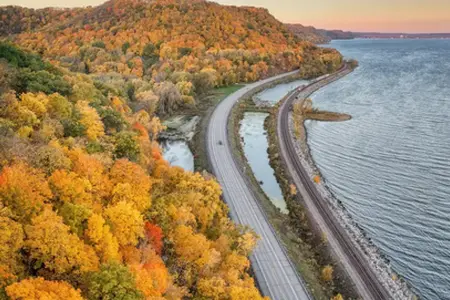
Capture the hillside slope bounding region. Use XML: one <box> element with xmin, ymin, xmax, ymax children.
<box><xmin>0</xmin><ymin>40</ymin><xmax>269</xmax><ymax>300</ymax></box>
<box><xmin>287</xmin><ymin>23</ymin><xmax>355</xmax><ymax>43</ymax></box>
<box><xmin>0</xmin><ymin>6</ymin><xmax>81</xmax><ymax>36</ymax></box>
<box><xmin>286</xmin><ymin>23</ymin><xmax>331</xmax><ymax>44</ymax></box>
<box><xmin>1</xmin><ymin>0</ymin><xmax>341</xmax><ymax>97</ymax></box>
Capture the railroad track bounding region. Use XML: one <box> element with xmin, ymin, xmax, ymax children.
<box><xmin>277</xmin><ymin>64</ymin><xmax>391</xmax><ymax>300</ymax></box>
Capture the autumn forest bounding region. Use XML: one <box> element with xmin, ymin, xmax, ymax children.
<box><xmin>0</xmin><ymin>0</ymin><xmax>342</xmax><ymax>299</ymax></box>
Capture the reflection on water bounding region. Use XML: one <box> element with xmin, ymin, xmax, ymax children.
<box><xmin>240</xmin><ymin>112</ymin><xmax>288</xmax><ymax>214</ymax></box>
<box><xmin>161</xmin><ymin>140</ymin><xmax>194</xmax><ymax>172</ymax></box>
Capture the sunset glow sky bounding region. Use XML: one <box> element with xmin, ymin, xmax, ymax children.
<box><xmin>1</xmin><ymin>0</ymin><xmax>450</xmax><ymax>33</ymax></box>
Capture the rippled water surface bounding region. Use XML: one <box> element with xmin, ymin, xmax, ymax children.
<box><xmin>240</xmin><ymin>112</ymin><xmax>288</xmax><ymax>213</ymax></box>
<box><xmin>307</xmin><ymin>39</ymin><xmax>450</xmax><ymax>299</ymax></box>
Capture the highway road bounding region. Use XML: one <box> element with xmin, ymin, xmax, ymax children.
<box><xmin>277</xmin><ymin>65</ymin><xmax>391</xmax><ymax>300</ymax></box>
<box><xmin>206</xmin><ymin>71</ymin><xmax>312</xmax><ymax>300</ymax></box>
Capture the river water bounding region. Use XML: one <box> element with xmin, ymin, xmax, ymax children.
<box><xmin>160</xmin><ymin>140</ymin><xmax>194</xmax><ymax>172</ymax></box>
<box><xmin>307</xmin><ymin>39</ymin><xmax>450</xmax><ymax>299</ymax></box>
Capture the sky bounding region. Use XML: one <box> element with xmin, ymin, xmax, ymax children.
<box><xmin>1</xmin><ymin>0</ymin><xmax>450</xmax><ymax>33</ymax></box>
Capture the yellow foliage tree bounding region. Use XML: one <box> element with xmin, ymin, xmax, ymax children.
<box><xmin>321</xmin><ymin>265</ymin><xmax>334</xmax><ymax>282</ymax></box>
<box><xmin>213</xmin><ymin>234</ymin><xmax>231</xmax><ymax>257</ymax></box>
<box><xmin>6</xmin><ymin>277</ymin><xmax>83</xmax><ymax>300</ymax></box>
<box><xmin>111</xmin><ymin>96</ymin><xmax>130</xmax><ymax>114</ymax></box>
<box><xmin>85</xmin><ymin>214</ymin><xmax>121</xmax><ymax>263</ymax></box>
<box><xmin>196</xmin><ymin>277</ymin><xmax>226</xmax><ymax>299</ymax></box>
<box><xmin>171</xmin><ymin>225</ymin><xmax>211</xmax><ymax>266</ymax></box>
<box><xmin>289</xmin><ymin>183</ymin><xmax>297</xmax><ymax>196</ymax></box>
<box><xmin>109</xmin><ymin>159</ymin><xmax>152</xmax><ymax>212</ymax></box>
<box><xmin>0</xmin><ymin>162</ymin><xmax>52</xmax><ymax>222</ymax></box>
<box><xmin>49</xmin><ymin>169</ymin><xmax>95</xmax><ymax>208</ymax></box>
<box><xmin>68</xmin><ymin>149</ymin><xmax>112</xmax><ymax>204</ymax></box>
<box><xmin>228</xmin><ymin>276</ymin><xmax>266</xmax><ymax>300</ymax></box>
<box><xmin>196</xmin><ymin>248</ymin><xmax>222</xmax><ymax>276</ymax></box>
<box><xmin>20</xmin><ymin>93</ymin><xmax>48</xmax><ymax>119</ymax></box>
<box><xmin>104</xmin><ymin>201</ymin><xmax>144</xmax><ymax>247</ymax></box>
<box><xmin>166</xmin><ymin>203</ymin><xmax>197</xmax><ymax>228</ymax></box>
<box><xmin>219</xmin><ymin>252</ymin><xmax>250</xmax><ymax>283</ymax></box>
<box><xmin>76</xmin><ymin>100</ymin><xmax>104</xmax><ymax>141</ymax></box>
<box><xmin>236</xmin><ymin>231</ymin><xmax>258</xmax><ymax>256</ymax></box>
<box><xmin>17</xmin><ymin>125</ymin><xmax>33</xmax><ymax>138</ymax></box>
<box><xmin>16</xmin><ymin>104</ymin><xmax>40</xmax><ymax>127</ymax></box>
<box><xmin>0</xmin><ymin>217</ymin><xmax>24</xmax><ymax>280</ymax></box>
<box><xmin>24</xmin><ymin>208</ymin><xmax>99</xmax><ymax>274</ymax></box>
<box><xmin>331</xmin><ymin>294</ymin><xmax>344</xmax><ymax>300</ymax></box>
<box><xmin>132</xmin><ymin>110</ymin><xmax>151</xmax><ymax>128</ymax></box>
<box><xmin>152</xmin><ymin>168</ymin><xmax>225</xmax><ymax>232</ymax></box>
<box><xmin>176</xmin><ymin>81</ymin><xmax>194</xmax><ymax>96</ymax></box>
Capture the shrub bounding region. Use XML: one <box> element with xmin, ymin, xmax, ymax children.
<box><xmin>114</xmin><ymin>131</ymin><xmax>140</xmax><ymax>162</ymax></box>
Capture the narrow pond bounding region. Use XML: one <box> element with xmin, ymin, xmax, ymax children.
<box><xmin>238</xmin><ymin>79</ymin><xmax>309</xmax><ymax>213</ymax></box>
<box><xmin>239</xmin><ymin>112</ymin><xmax>288</xmax><ymax>214</ymax></box>
<box><xmin>254</xmin><ymin>79</ymin><xmax>309</xmax><ymax>105</ymax></box>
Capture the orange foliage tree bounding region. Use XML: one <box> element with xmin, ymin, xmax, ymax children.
<box><xmin>144</xmin><ymin>222</ymin><xmax>164</xmax><ymax>255</ymax></box>
<box><xmin>0</xmin><ymin>162</ymin><xmax>52</xmax><ymax>222</ymax></box>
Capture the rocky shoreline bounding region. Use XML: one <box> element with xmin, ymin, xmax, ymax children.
<box><xmin>159</xmin><ymin>115</ymin><xmax>200</xmax><ymax>141</ymax></box>
<box><xmin>288</xmin><ymin>109</ymin><xmax>416</xmax><ymax>299</ymax></box>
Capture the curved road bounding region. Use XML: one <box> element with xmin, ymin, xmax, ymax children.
<box><xmin>277</xmin><ymin>65</ymin><xmax>391</xmax><ymax>300</ymax></box>
<box><xmin>207</xmin><ymin>71</ymin><xmax>312</xmax><ymax>300</ymax></box>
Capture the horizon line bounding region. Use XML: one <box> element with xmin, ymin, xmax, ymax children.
<box><xmin>2</xmin><ymin>2</ymin><xmax>450</xmax><ymax>35</ymax></box>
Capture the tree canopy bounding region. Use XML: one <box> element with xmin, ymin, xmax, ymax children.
<box><xmin>1</xmin><ymin>0</ymin><xmax>342</xmax><ymax>115</ymax></box>
<box><xmin>0</xmin><ymin>41</ymin><xmax>265</xmax><ymax>299</ymax></box>
<box><xmin>0</xmin><ymin>0</ymin><xmax>344</xmax><ymax>297</ymax></box>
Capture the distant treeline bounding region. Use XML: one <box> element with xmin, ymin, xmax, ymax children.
<box><xmin>287</xmin><ymin>24</ymin><xmax>450</xmax><ymax>42</ymax></box>
<box><xmin>352</xmin><ymin>32</ymin><xmax>450</xmax><ymax>39</ymax></box>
